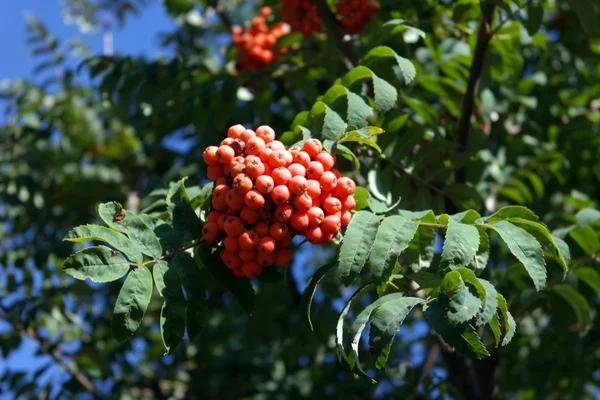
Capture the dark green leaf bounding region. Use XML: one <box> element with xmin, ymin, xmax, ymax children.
<box><xmin>406</xmin><ymin>271</ymin><xmax>442</xmax><ymax>289</ymax></box>
<box><xmin>62</xmin><ymin>245</ymin><xmax>131</xmax><ymax>283</ymax></box>
<box><xmin>403</xmin><ymin>211</ymin><xmax>436</xmax><ymax>272</ymax></box>
<box><xmin>525</xmin><ymin>3</ymin><xmax>544</xmax><ymax>36</ymax></box>
<box><xmin>300</xmin><ymin>262</ymin><xmax>337</xmax><ymax>331</ymax></box>
<box><xmin>370</xmin><ymin>215</ymin><xmax>419</xmax><ymax>282</ymax></box>
<box><xmin>569</xmin><ymin>225</ymin><xmax>600</xmax><ymax>256</ymax></box>
<box><xmin>167</xmin><ymin>178</ymin><xmax>203</xmax><ymax>244</ymax></box>
<box><xmin>440</xmin><ymin>219</ymin><xmax>480</xmax><ymax>271</ymax></box>
<box><xmin>170</xmin><ymin>253</ymin><xmax>206</xmax><ymax>340</ymax></box>
<box><xmin>485</xmin><ymin>206</ymin><xmax>539</xmax><ymax>223</ymax></box>
<box><xmin>111</xmin><ymin>266</ymin><xmax>152</xmax><ymax>342</ymax></box>
<box><xmin>336</xmin><ymin>283</ymin><xmax>373</xmax><ymax>367</ymax></box>
<box><xmin>153</xmin><ymin>261</ymin><xmax>186</xmax><ymax>354</ymax></box>
<box><xmin>565</xmin><ymin>0</ymin><xmax>596</xmax><ymax>34</ymax></box>
<box><xmin>475</xmin><ymin>279</ymin><xmax>498</xmax><ymax>326</ymax></box>
<box><xmin>573</xmin><ymin>267</ymin><xmax>600</xmax><ymax>294</ymax></box>
<box><xmin>551</xmin><ymin>284</ymin><xmax>592</xmax><ymax>334</ymax></box>
<box><xmin>470</xmin><ymin>227</ymin><xmax>490</xmax><ymax>272</ymax></box>
<box><xmin>64</xmin><ymin>224</ymin><xmax>142</xmax><ymax>262</ymax></box>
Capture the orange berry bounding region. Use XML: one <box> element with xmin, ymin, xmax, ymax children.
<box><xmin>330</xmin><ymin>168</ymin><xmax>342</xmax><ymax>178</ymax></box>
<box><xmin>305</xmin><ymin>225</ymin><xmax>323</xmax><ymax>244</ymax></box>
<box><xmin>246</xmin><ymin>137</ymin><xmax>266</xmax><ymax>156</ymax></box>
<box><xmin>306</xmin><ymin>179</ymin><xmax>321</xmax><ymax>199</ymax></box>
<box><xmin>224</xmin><ymin>236</ymin><xmax>241</xmax><ymax>253</ymax></box>
<box><xmin>341</xmin><ymin>195</ymin><xmax>356</xmax><ymax>211</ymax></box>
<box><xmin>242</xmin><ymin>261</ymin><xmax>262</xmax><ymax>278</ymax></box>
<box><xmin>259</xmin><ymin>200</ymin><xmax>276</xmax><ymax>219</ymax></box>
<box><xmin>269</xmin><ymin>150</ymin><xmax>290</xmax><ymax>168</ymax></box>
<box><xmin>216</xmin><ymin>145</ymin><xmax>235</xmax><ymax>164</ymax></box>
<box><xmin>256</xmin><ymin>175</ymin><xmax>275</xmax><ymax>194</ymax></box>
<box><xmin>290</xmin><ymin>211</ymin><xmax>309</xmax><ymax>232</ymax></box>
<box><xmin>275</xmin><ymin>248</ymin><xmax>293</xmax><ymax>267</ymax></box>
<box><xmin>207</xmin><ymin>210</ymin><xmax>222</xmax><ymax>224</ymax></box>
<box><xmin>202</xmin><ymin>222</ymin><xmax>220</xmax><ymax>243</ymax></box>
<box><xmin>293</xmin><ymin>151</ymin><xmax>311</xmax><ymax>167</ymax></box>
<box><xmin>271</xmin><ymin>185</ymin><xmax>291</xmax><ymax>204</ymax></box>
<box><xmin>288</xmin><ymin>145</ymin><xmax>302</xmax><ymax>157</ymax></box>
<box><xmin>220</xmin><ymin>137</ymin><xmax>235</xmax><ymax>146</ymax></box>
<box><xmin>239</xmin><ymin>231</ymin><xmax>260</xmax><ymax>250</ymax></box>
<box><xmin>302</xmin><ymin>138</ymin><xmax>323</xmax><ymax>158</ymax></box>
<box><xmin>226</xmin><ymin>190</ymin><xmax>245</xmax><ymax>210</ymax></box>
<box><xmin>228</xmin><ymin>124</ymin><xmax>246</xmax><ymax>138</ymax></box>
<box><xmin>245</xmin><ymin>157</ymin><xmax>266</xmax><ymax>179</ymax></box>
<box><xmin>207</xmin><ymin>163</ymin><xmax>225</xmax><ymax>180</ymax></box>
<box><xmin>257</xmin><ymin>252</ymin><xmax>276</xmax><ymax>267</ymax></box>
<box><xmin>266</xmin><ymin>140</ymin><xmax>285</xmax><ymax>151</ymax></box>
<box><xmin>319</xmin><ymin>171</ymin><xmax>337</xmax><ymax>191</ymax></box>
<box><xmin>314</xmin><ymin>152</ymin><xmax>335</xmax><ymax>171</ymax></box>
<box><xmin>272</xmin><ymin>167</ymin><xmax>292</xmax><ymax>185</ymax></box>
<box><xmin>341</xmin><ymin>211</ymin><xmax>352</xmax><ymax>227</ymax></box>
<box><xmin>288</xmin><ymin>163</ymin><xmax>306</xmax><ymax>177</ymax></box>
<box><xmin>224</xmin><ymin>216</ymin><xmax>245</xmax><ymax>237</ymax></box>
<box><xmin>321</xmin><ymin>214</ymin><xmax>341</xmax><ymax>234</ymax></box>
<box><xmin>239</xmin><ymin>250</ymin><xmax>258</xmax><ymax>262</ymax></box>
<box><xmin>218</xmin><ymin>213</ymin><xmax>228</xmax><ymax>230</ymax></box>
<box><xmin>269</xmin><ymin>222</ymin><xmax>290</xmax><ymax>240</ymax></box>
<box><xmin>277</xmin><ymin>231</ymin><xmax>294</xmax><ymax>247</ymax></box>
<box><xmin>256</xmin><ymin>125</ymin><xmax>276</xmax><ymax>143</ymax></box>
<box><xmin>307</xmin><ymin>207</ymin><xmax>324</xmax><ymax>226</ymax></box>
<box><xmin>240</xmin><ymin>129</ymin><xmax>256</xmax><ymax>143</ymax></box>
<box><xmin>232</xmin><ymin>268</ymin><xmax>246</xmax><ymax>278</ymax></box>
<box><xmin>307</xmin><ymin>161</ymin><xmax>324</xmax><ymax>179</ymax></box>
<box><xmin>259</xmin><ymin>147</ymin><xmax>273</xmax><ymax>163</ymax></box>
<box><xmin>215</xmin><ymin>176</ymin><xmax>228</xmax><ymax>186</ymax></box>
<box><xmin>324</xmin><ymin>197</ymin><xmax>342</xmax><ymax>214</ymax></box>
<box><xmin>335</xmin><ymin>177</ymin><xmax>356</xmax><ymax>196</ymax></box>
<box><xmin>229</xmin><ymin>161</ymin><xmax>246</xmax><ymax>178</ymax></box>
<box><xmin>288</xmin><ymin>175</ymin><xmax>308</xmax><ymax>195</ymax></box>
<box><xmin>320</xmin><ymin>232</ymin><xmax>335</xmax><ymax>244</ymax></box>
<box><xmin>275</xmin><ymin>203</ymin><xmax>294</xmax><ymax>222</ymax></box>
<box><xmin>221</xmin><ymin>251</ymin><xmax>242</xmax><ymax>270</ymax></box>
<box><xmin>203</xmin><ymin>146</ymin><xmax>219</xmax><ymax>164</ymax></box>
<box><xmin>243</xmin><ymin>190</ymin><xmax>263</xmax><ymax>209</ymax></box>
<box><xmin>257</xmin><ymin>236</ymin><xmax>277</xmax><ymax>254</ymax></box>
<box><xmin>240</xmin><ymin>206</ymin><xmax>260</xmax><ymax>225</ymax></box>
<box><xmin>255</xmin><ymin>221</ymin><xmax>270</xmax><ymax>237</ymax></box>
<box><xmin>233</xmin><ymin>173</ymin><xmax>253</xmax><ymax>194</ymax></box>
<box><xmin>260</xmin><ymin>6</ymin><xmax>272</xmax><ymax>17</ymax></box>
<box><xmin>293</xmin><ymin>192</ymin><xmax>312</xmax><ymax>211</ymax></box>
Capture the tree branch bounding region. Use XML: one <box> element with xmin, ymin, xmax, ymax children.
<box><xmin>311</xmin><ymin>0</ymin><xmax>361</xmax><ymax>66</ymax></box>
<box><xmin>455</xmin><ymin>3</ymin><xmax>495</xmax><ymax>184</ymax></box>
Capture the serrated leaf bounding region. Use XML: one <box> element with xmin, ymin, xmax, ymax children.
<box><xmin>346</xmin><ymin>90</ymin><xmax>374</xmax><ymax>127</ymax></box>
<box><xmin>98</xmin><ymin>202</ymin><xmax>162</xmax><ymax>259</ymax></box>
<box><xmin>300</xmin><ymin>262</ymin><xmax>337</xmax><ymax>331</ymax></box>
<box><xmin>451</xmin><ymin>210</ymin><xmax>481</xmax><ymax>224</ymax></box>
<box><xmin>440</xmin><ymin>220</ymin><xmax>479</xmax><ymax>271</ymax></box>
<box><xmin>445</xmin><ymin>284</ymin><xmax>481</xmax><ymax>325</ymax></box>
<box><xmin>454</xmin><ymin>267</ymin><xmax>486</xmax><ymax>299</ymax></box>
<box><xmin>496</xmin><ymin>293</ymin><xmax>513</xmax><ymax>345</ymax></box>
<box><xmin>153</xmin><ymin>260</ymin><xmax>186</xmax><ymax>354</ymax></box>
<box><xmin>440</xmin><ymin>270</ymin><xmax>463</xmax><ymax>296</ymax></box>
<box><xmin>475</xmin><ymin>279</ymin><xmax>498</xmax><ymax>326</ymax></box>
<box><xmin>488</xmin><ymin>314</ymin><xmax>502</xmax><ymax>347</ymax></box>
<box><xmin>338</xmin><ymin>211</ymin><xmax>383</xmax><ymax>286</ymax></box>
<box><xmin>575</xmin><ymin>208</ymin><xmax>600</xmax><ymax>226</ymax></box>
<box><xmin>170</xmin><ymin>253</ymin><xmax>206</xmax><ymax>340</ymax></box>
<box><xmin>569</xmin><ymin>225</ymin><xmax>600</xmax><ymax>256</ymax></box>
<box><xmin>470</xmin><ymin>227</ymin><xmax>490</xmax><ymax>272</ymax></box>
<box><xmin>201</xmin><ymin>249</ymin><xmax>255</xmax><ymax>314</ymax></box>
<box><xmin>403</xmin><ymin>211</ymin><xmax>436</xmax><ymax>272</ymax></box>
<box><xmin>551</xmin><ymin>284</ymin><xmax>592</xmax><ymax>335</ymax></box>
<box><xmin>486</xmin><ymin>221</ymin><xmax>546</xmax><ymax>291</ymax></box>
<box><xmin>508</xmin><ymin>218</ymin><xmax>568</xmax><ymax>279</ymax></box>
<box><xmin>525</xmin><ymin>3</ymin><xmax>544</xmax><ymax>36</ymax></box>
<box><xmin>370</xmin><ymin>215</ymin><xmax>419</xmax><ymax>282</ymax></box>
<box><xmin>363</xmin><ymin>46</ymin><xmax>417</xmax><ymax>84</ymax></box>
<box><xmin>501</xmin><ymin>311</ymin><xmax>516</xmax><ymax>346</ymax></box>
<box><xmin>64</xmin><ymin>224</ymin><xmax>142</xmax><ymax>262</ymax></box>
<box><xmin>485</xmin><ymin>206</ymin><xmax>539</xmax><ymax>223</ymax></box>
<box><xmin>377</xmin><ymin>19</ymin><xmax>426</xmax><ymax>44</ymax></box>
<box><xmin>111</xmin><ymin>266</ymin><xmax>152</xmax><ymax>342</ymax></box>
<box><xmin>406</xmin><ymin>271</ymin><xmax>442</xmax><ymax>289</ymax></box>
<box><xmin>552</xmin><ymin>235</ymin><xmax>571</xmax><ymax>264</ymax></box>
<box><xmin>335</xmin><ymin>143</ymin><xmax>361</xmax><ymax>169</ymax></box>
<box><xmin>353</xmin><ymin>186</ymin><xmax>369</xmax><ymax>211</ymax></box>
<box><xmin>62</xmin><ymin>245</ymin><xmax>131</xmax><ymax>282</ymax></box>
<box><xmin>336</xmin><ymin>283</ymin><xmax>373</xmax><ymax>367</ymax></box>
<box><xmin>308</xmin><ymin>101</ymin><xmax>348</xmax><ymax>141</ymax></box>
<box><xmin>369</xmin><ymin>297</ymin><xmax>423</xmax><ymax>369</ymax></box>
<box><xmin>565</xmin><ymin>0</ymin><xmax>596</xmax><ymax>34</ymax></box>
<box><xmin>573</xmin><ymin>268</ymin><xmax>600</xmax><ymax>294</ymax></box>
<box><xmin>371</xmin><ymin>71</ymin><xmax>398</xmax><ymax>112</ymax></box>
<box><xmin>338</xmin><ymin>135</ymin><xmax>382</xmax><ymax>152</ymax></box>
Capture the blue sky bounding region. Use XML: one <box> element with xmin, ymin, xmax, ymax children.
<box><xmin>0</xmin><ymin>0</ymin><xmax>175</xmax><ymax>83</ymax></box>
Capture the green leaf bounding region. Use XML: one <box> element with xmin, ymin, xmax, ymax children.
<box><xmin>406</xmin><ymin>271</ymin><xmax>442</xmax><ymax>289</ymax></box>
<box><xmin>369</xmin><ymin>297</ymin><xmax>423</xmax><ymax>369</ymax></box>
<box><xmin>167</xmin><ymin>178</ymin><xmax>203</xmax><ymax>244</ymax></box>
<box><xmin>445</xmin><ymin>284</ymin><xmax>482</xmax><ymax>325</ymax></box>
<box><xmin>496</xmin><ymin>293</ymin><xmax>515</xmax><ymax>346</ymax></box>
<box><xmin>153</xmin><ymin>260</ymin><xmax>186</xmax><ymax>354</ymax></box>
<box><xmin>444</xmin><ymin>184</ymin><xmax>482</xmax><ymax>211</ymax></box>
<box><xmin>370</xmin><ymin>215</ymin><xmax>419</xmax><ymax>282</ymax></box>
<box><xmin>485</xmin><ymin>206</ymin><xmax>539</xmax><ymax>223</ymax></box>
<box><xmin>170</xmin><ymin>253</ymin><xmax>206</xmax><ymax>340</ymax></box>
<box><xmin>485</xmin><ymin>221</ymin><xmax>546</xmax><ymax>291</ymax></box>
<box><xmin>338</xmin><ymin>211</ymin><xmax>383</xmax><ymax>286</ymax></box>
<box><xmin>552</xmin><ymin>235</ymin><xmax>571</xmax><ymax>264</ymax></box>
<box><xmin>403</xmin><ymin>211</ymin><xmax>436</xmax><ymax>272</ymax></box>
<box><xmin>111</xmin><ymin>266</ymin><xmax>152</xmax><ymax>342</ymax></box>
<box><xmin>469</xmin><ymin>227</ymin><xmax>490</xmax><ymax>272</ymax></box>
<box><xmin>475</xmin><ymin>279</ymin><xmax>498</xmax><ymax>326</ymax></box>
<box><xmin>363</xmin><ymin>46</ymin><xmax>417</xmax><ymax>84</ymax></box>
<box><xmin>440</xmin><ymin>219</ymin><xmax>480</xmax><ymax>271</ymax></box>
<box><xmin>300</xmin><ymin>262</ymin><xmax>337</xmax><ymax>331</ymax></box>
<box><xmin>353</xmin><ymin>186</ymin><xmax>369</xmax><ymax>211</ymax></box>
<box><xmin>508</xmin><ymin>218</ymin><xmax>568</xmax><ymax>279</ymax></box>
<box><xmin>371</xmin><ymin>72</ymin><xmax>398</xmax><ymax>112</ymax></box>
<box><xmin>551</xmin><ymin>284</ymin><xmax>592</xmax><ymax>334</ymax></box>
<box><xmin>62</xmin><ymin>245</ymin><xmax>131</xmax><ymax>283</ymax></box>
<box><xmin>307</xmin><ymin>101</ymin><xmax>348</xmax><ymax>141</ymax></box>
<box><xmin>565</xmin><ymin>0</ymin><xmax>596</xmax><ymax>34</ymax></box>
<box><xmin>201</xmin><ymin>249</ymin><xmax>255</xmax><ymax>314</ymax></box>
<box><xmin>440</xmin><ymin>270</ymin><xmax>463</xmax><ymax>296</ymax></box>
<box><xmin>454</xmin><ymin>267</ymin><xmax>487</xmax><ymax>299</ymax></box>
<box><xmin>501</xmin><ymin>311</ymin><xmax>516</xmax><ymax>346</ymax></box>
<box><xmin>98</xmin><ymin>202</ymin><xmax>162</xmax><ymax>259</ymax></box>
<box><xmin>338</xmin><ymin>135</ymin><xmax>382</xmax><ymax>152</ymax></box>
<box><xmin>576</xmin><ymin>208</ymin><xmax>600</xmax><ymax>226</ymax></box>
<box><xmin>525</xmin><ymin>3</ymin><xmax>544</xmax><ymax>36</ymax></box>
<box><xmin>335</xmin><ymin>143</ymin><xmax>361</xmax><ymax>169</ymax></box>
<box><xmin>488</xmin><ymin>314</ymin><xmax>502</xmax><ymax>347</ymax></box>
<box><xmin>569</xmin><ymin>225</ymin><xmax>600</xmax><ymax>256</ymax></box>
<box><xmin>64</xmin><ymin>224</ymin><xmax>142</xmax><ymax>263</ymax></box>
<box><xmin>451</xmin><ymin>210</ymin><xmax>482</xmax><ymax>224</ymax></box>
<box><xmin>336</xmin><ymin>283</ymin><xmax>373</xmax><ymax>367</ymax></box>
<box><xmin>573</xmin><ymin>268</ymin><xmax>600</xmax><ymax>294</ymax></box>
<box><xmin>377</xmin><ymin>19</ymin><xmax>426</xmax><ymax>43</ymax></box>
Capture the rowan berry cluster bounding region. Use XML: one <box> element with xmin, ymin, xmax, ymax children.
<box><xmin>202</xmin><ymin>124</ymin><xmax>356</xmax><ymax>278</ymax></box>
<box><xmin>336</xmin><ymin>0</ymin><xmax>380</xmax><ymax>34</ymax></box>
<box><xmin>280</xmin><ymin>0</ymin><xmax>322</xmax><ymax>36</ymax></box>
<box><xmin>232</xmin><ymin>7</ymin><xmax>291</xmax><ymax>72</ymax></box>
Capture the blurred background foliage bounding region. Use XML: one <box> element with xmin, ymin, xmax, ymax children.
<box><xmin>0</xmin><ymin>0</ymin><xmax>599</xmax><ymax>398</ymax></box>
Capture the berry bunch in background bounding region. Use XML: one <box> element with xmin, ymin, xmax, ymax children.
<box><xmin>280</xmin><ymin>0</ymin><xmax>322</xmax><ymax>36</ymax></box>
<box><xmin>202</xmin><ymin>125</ymin><xmax>356</xmax><ymax>278</ymax></box>
<box><xmin>336</xmin><ymin>0</ymin><xmax>380</xmax><ymax>34</ymax></box>
<box><xmin>232</xmin><ymin>7</ymin><xmax>291</xmax><ymax>72</ymax></box>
